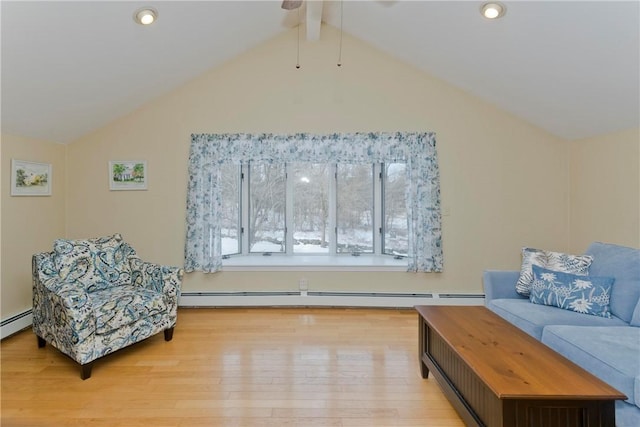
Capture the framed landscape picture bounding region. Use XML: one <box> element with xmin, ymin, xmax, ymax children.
<box><xmin>109</xmin><ymin>160</ymin><xmax>147</xmax><ymax>191</ymax></box>
<box><xmin>11</xmin><ymin>159</ymin><xmax>52</xmax><ymax>196</ymax></box>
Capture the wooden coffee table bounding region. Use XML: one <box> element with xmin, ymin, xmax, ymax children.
<box><xmin>416</xmin><ymin>305</ymin><xmax>626</xmax><ymax>427</ymax></box>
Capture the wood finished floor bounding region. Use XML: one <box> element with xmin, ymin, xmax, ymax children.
<box><xmin>1</xmin><ymin>307</ymin><xmax>464</xmax><ymax>427</ymax></box>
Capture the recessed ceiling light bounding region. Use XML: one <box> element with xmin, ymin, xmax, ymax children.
<box><xmin>481</xmin><ymin>2</ymin><xmax>506</xmax><ymax>19</ymax></box>
<box><xmin>134</xmin><ymin>7</ymin><xmax>157</xmax><ymax>25</ymax></box>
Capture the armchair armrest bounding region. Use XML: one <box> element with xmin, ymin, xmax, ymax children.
<box><xmin>129</xmin><ymin>257</ymin><xmax>184</xmax><ymax>316</ymax></box>
<box><xmin>482</xmin><ymin>270</ymin><xmax>525</xmax><ymax>303</ymax></box>
<box><xmin>32</xmin><ymin>254</ymin><xmax>96</xmax><ymax>364</ymax></box>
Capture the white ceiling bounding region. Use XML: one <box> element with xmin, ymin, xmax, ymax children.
<box><xmin>2</xmin><ymin>1</ymin><xmax>639</xmax><ymax>143</ymax></box>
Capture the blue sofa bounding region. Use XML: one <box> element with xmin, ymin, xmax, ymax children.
<box><xmin>483</xmin><ymin>242</ymin><xmax>640</xmax><ymax>427</ymax></box>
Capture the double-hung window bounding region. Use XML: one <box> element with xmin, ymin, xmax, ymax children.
<box><xmin>220</xmin><ymin>162</ymin><xmax>408</xmax><ymax>260</ymax></box>
<box><xmin>185</xmin><ymin>132</ymin><xmax>442</xmax><ymax>273</ymax></box>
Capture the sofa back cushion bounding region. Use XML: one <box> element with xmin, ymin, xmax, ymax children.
<box><xmin>585</xmin><ymin>242</ymin><xmax>640</xmax><ymax>323</ymax></box>
<box><xmin>630</xmin><ymin>299</ymin><xmax>640</xmax><ymax>327</ymax></box>
<box><xmin>53</xmin><ymin>234</ymin><xmax>135</xmax><ymax>292</ymax></box>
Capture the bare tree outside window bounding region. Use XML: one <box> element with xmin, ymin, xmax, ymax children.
<box><xmin>249</xmin><ymin>163</ymin><xmax>286</xmax><ymax>252</ymax></box>
<box><xmin>337</xmin><ymin>164</ymin><xmax>374</xmax><ymax>254</ymax></box>
<box><xmin>291</xmin><ymin>163</ymin><xmax>330</xmax><ymax>253</ymax></box>
<box><xmin>383</xmin><ymin>163</ymin><xmax>408</xmax><ymax>256</ymax></box>
<box><xmin>219</xmin><ymin>163</ymin><xmax>241</xmax><ymax>255</ymax></box>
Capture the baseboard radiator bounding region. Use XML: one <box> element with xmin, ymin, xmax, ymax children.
<box><xmin>1</xmin><ymin>293</ymin><xmax>484</xmax><ymax>338</ymax></box>
<box><xmin>1</xmin><ymin>309</ymin><xmax>33</xmax><ymax>339</ymax></box>
<box><xmin>179</xmin><ymin>291</ymin><xmax>485</xmax><ymax>308</ymax></box>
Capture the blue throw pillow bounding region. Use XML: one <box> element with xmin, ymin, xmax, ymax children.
<box><xmin>530</xmin><ymin>265</ymin><xmax>614</xmax><ymax>318</ymax></box>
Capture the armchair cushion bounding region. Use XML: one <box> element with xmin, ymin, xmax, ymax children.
<box><xmin>92</xmin><ymin>285</ymin><xmax>168</xmax><ymax>335</ymax></box>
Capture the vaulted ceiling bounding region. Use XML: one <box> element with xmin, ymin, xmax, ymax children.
<box><xmin>2</xmin><ymin>1</ymin><xmax>638</xmax><ymax>143</ymax></box>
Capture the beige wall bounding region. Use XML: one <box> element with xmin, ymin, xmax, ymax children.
<box><xmin>3</xmin><ymin>26</ymin><xmax>636</xmax><ymax>320</ymax></box>
<box><xmin>569</xmin><ymin>127</ymin><xmax>640</xmax><ymax>253</ymax></box>
<box><xmin>65</xmin><ymin>26</ymin><xmax>568</xmax><ymax>295</ymax></box>
<box><xmin>1</xmin><ymin>134</ymin><xmax>66</xmax><ymax>318</ymax></box>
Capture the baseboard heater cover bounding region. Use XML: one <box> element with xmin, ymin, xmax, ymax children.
<box><xmin>179</xmin><ymin>291</ymin><xmax>485</xmax><ymax>308</ymax></box>
<box><xmin>184</xmin><ymin>291</ymin><xmax>300</xmax><ymax>297</ymax></box>
<box><xmin>308</xmin><ymin>291</ymin><xmax>434</xmax><ymax>298</ymax></box>
<box><xmin>438</xmin><ymin>293</ymin><xmax>485</xmax><ymax>299</ymax></box>
<box><xmin>1</xmin><ymin>309</ymin><xmax>33</xmax><ymax>340</ymax></box>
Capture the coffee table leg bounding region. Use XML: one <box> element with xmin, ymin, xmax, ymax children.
<box><xmin>418</xmin><ymin>315</ymin><xmax>430</xmax><ymax>378</ymax></box>
<box><xmin>421</xmin><ymin>360</ymin><xmax>430</xmax><ymax>378</ymax></box>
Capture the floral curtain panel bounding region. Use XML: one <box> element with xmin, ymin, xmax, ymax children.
<box><xmin>185</xmin><ymin>132</ymin><xmax>442</xmax><ymax>273</ymax></box>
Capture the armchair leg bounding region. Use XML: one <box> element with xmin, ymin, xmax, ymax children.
<box><xmin>80</xmin><ymin>362</ymin><xmax>93</xmax><ymax>380</ymax></box>
<box><xmin>36</xmin><ymin>335</ymin><xmax>46</xmax><ymax>348</ymax></box>
<box><xmin>164</xmin><ymin>327</ymin><xmax>174</xmax><ymax>341</ymax></box>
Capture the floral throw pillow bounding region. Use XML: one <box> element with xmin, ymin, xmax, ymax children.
<box><xmin>529</xmin><ymin>265</ymin><xmax>614</xmax><ymax>318</ymax></box>
<box><xmin>515</xmin><ymin>247</ymin><xmax>593</xmax><ymax>297</ymax></box>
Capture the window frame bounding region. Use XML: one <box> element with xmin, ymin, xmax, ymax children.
<box><xmin>246</xmin><ymin>162</ymin><xmax>287</xmax><ymax>254</ymax></box>
<box><xmin>223</xmin><ymin>161</ymin><xmax>406</xmax><ymax>265</ymax></box>
<box><xmin>381</xmin><ymin>162</ymin><xmax>409</xmax><ymax>258</ymax></box>
<box><xmin>220</xmin><ymin>163</ymin><xmax>242</xmax><ymax>257</ymax></box>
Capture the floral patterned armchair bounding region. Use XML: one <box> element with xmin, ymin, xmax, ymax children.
<box><xmin>32</xmin><ymin>234</ymin><xmax>183</xmax><ymax>379</ymax></box>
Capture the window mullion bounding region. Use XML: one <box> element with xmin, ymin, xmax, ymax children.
<box><xmin>241</xmin><ymin>163</ymin><xmax>250</xmax><ymax>255</ymax></box>
<box><xmin>329</xmin><ymin>164</ymin><xmax>337</xmax><ymax>254</ymax></box>
<box><xmin>374</xmin><ymin>163</ymin><xmax>383</xmax><ymax>255</ymax></box>
<box><xmin>285</xmin><ymin>163</ymin><xmax>294</xmax><ymax>254</ymax></box>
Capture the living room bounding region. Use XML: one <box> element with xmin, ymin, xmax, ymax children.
<box><xmin>1</xmin><ymin>1</ymin><xmax>639</xmax><ymax>426</ymax></box>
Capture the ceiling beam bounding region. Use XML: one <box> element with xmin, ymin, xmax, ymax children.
<box><xmin>306</xmin><ymin>0</ymin><xmax>323</xmax><ymax>41</ymax></box>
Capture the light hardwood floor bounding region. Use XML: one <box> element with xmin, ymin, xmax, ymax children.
<box><xmin>1</xmin><ymin>307</ymin><xmax>464</xmax><ymax>427</ymax></box>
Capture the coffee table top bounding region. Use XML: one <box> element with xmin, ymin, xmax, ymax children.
<box><xmin>416</xmin><ymin>305</ymin><xmax>627</xmax><ymax>400</ymax></box>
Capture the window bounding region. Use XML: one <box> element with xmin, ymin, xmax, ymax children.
<box><xmin>248</xmin><ymin>163</ymin><xmax>286</xmax><ymax>253</ymax></box>
<box><xmin>337</xmin><ymin>164</ymin><xmax>374</xmax><ymax>254</ymax></box>
<box><xmin>291</xmin><ymin>163</ymin><xmax>330</xmax><ymax>253</ymax></box>
<box><xmin>185</xmin><ymin>132</ymin><xmax>442</xmax><ymax>273</ymax></box>
<box><xmin>382</xmin><ymin>163</ymin><xmax>408</xmax><ymax>257</ymax></box>
<box><xmin>221</xmin><ymin>162</ymin><xmax>407</xmax><ymax>258</ymax></box>
<box><xmin>220</xmin><ymin>163</ymin><xmax>241</xmax><ymax>256</ymax></box>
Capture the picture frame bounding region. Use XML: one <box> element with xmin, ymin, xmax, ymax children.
<box><xmin>11</xmin><ymin>159</ymin><xmax>52</xmax><ymax>196</ymax></box>
<box><xmin>109</xmin><ymin>160</ymin><xmax>147</xmax><ymax>191</ymax></box>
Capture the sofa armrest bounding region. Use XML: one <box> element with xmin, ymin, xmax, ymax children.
<box><xmin>483</xmin><ymin>270</ymin><xmax>525</xmax><ymax>303</ymax></box>
<box><xmin>129</xmin><ymin>257</ymin><xmax>184</xmax><ymax>316</ymax></box>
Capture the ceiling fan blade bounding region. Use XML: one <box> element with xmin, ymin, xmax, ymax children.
<box><xmin>281</xmin><ymin>0</ymin><xmax>303</xmax><ymax>10</ymax></box>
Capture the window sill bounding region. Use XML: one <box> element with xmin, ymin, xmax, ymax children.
<box><xmin>222</xmin><ymin>255</ymin><xmax>408</xmax><ymax>272</ymax></box>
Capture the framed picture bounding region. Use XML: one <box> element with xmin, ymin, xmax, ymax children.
<box><xmin>109</xmin><ymin>160</ymin><xmax>147</xmax><ymax>191</ymax></box>
<box><xmin>11</xmin><ymin>159</ymin><xmax>52</xmax><ymax>196</ymax></box>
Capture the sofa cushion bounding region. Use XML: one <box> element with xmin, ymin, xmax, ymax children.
<box><xmin>631</xmin><ymin>300</ymin><xmax>640</xmax><ymax>327</ymax></box>
<box><xmin>542</xmin><ymin>325</ymin><xmax>640</xmax><ymax>407</ymax></box>
<box><xmin>585</xmin><ymin>242</ymin><xmax>640</xmax><ymax>323</ymax></box>
<box><xmin>515</xmin><ymin>247</ymin><xmax>593</xmax><ymax>297</ymax></box>
<box><xmin>53</xmin><ymin>234</ymin><xmax>135</xmax><ymax>292</ymax></box>
<box><xmin>616</xmin><ymin>400</ymin><xmax>640</xmax><ymax>427</ymax></box>
<box><xmin>91</xmin><ymin>285</ymin><xmax>168</xmax><ymax>335</ymax></box>
<box><xmin>487</xmin><ymin>299</ymin><xmax>627</xmax><ymax>340</ymax></box>
<box><xmin>530</xmin><ymin>265</ymin><xmax>614</xmax><ymax>318</ymax></box>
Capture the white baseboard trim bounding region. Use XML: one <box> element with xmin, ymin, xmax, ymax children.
<box><xmin>179</xmin><ymin>291</ymin><xmax>485</xmax><ymax>308</ymax></box>
<box><xmin>1</xmin><ymin>310</ymin><xmax>33</xmax><ymax>339</ymax></box>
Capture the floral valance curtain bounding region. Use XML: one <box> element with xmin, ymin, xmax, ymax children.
<box><xmin>184</xmin><ymin>132</ymin><xmax>442</xmax><ymax>273</ymax></box>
